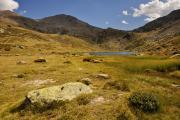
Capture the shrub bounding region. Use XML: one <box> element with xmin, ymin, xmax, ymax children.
<box><xmin>76</xmin><ymin>94</ymin><xmax>92</xmax><ymax>105</ymax></box>
<box><xmin>103</xmin><ymin>81</ymin><xmax>130</xmax><ymax>91</ymax></box>
<box><xmin>129</xmin><ymin>92</ymin><xmax>160</xmax><ymax>113</ymax></box>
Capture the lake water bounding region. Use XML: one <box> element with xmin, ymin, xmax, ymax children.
<box><xmin>89</xmin><ymin>52</ymin><xmax>136</xmax><ymax>56</ymax></box>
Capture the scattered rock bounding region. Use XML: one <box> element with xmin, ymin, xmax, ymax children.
<box><xmin>83</xmin><ymin>58</ymin><xmax>102</xmax><ymax>63</ymax></box>
<box><xmin>23</xmin><ymin>79</ymin><xmax>55</xmax><ymax>87</ymax></box>
<box><xmin>18</xmin><ymin>74</ymin><xmax>25</xmax><ymax>78</ymax></box>
<box><xmin>92</xmin><ymin>59</ymin><xmax>102</xmax><ymax>63</ymax></box>
<box><xmin>63</xmin><ymin>60</ymin><xmax>72</xmax><ymax>64</ymax></box>
<box><xmin>34</xmin><ymin>58</ymin><xmax>46</xmax><ymax>63</ymax></box>
<box><xmin>172</xmin><ymin>84</ymin><xmax>180</xmax><ymax>88</ymax></box>
<box><xmin>79</xmin><ymin>78</ymin><xmax>92</xmax><ymax>85</ymax></box>
<box><xmin>0</xmin><ymin>28</ymin><xmax>5</xmax><ymax>33</ymax></box>
<box><xmin>90</xmin><ymin>96</ymin><xmax>106</xmax><ymax>105</ymax></box>
<box><xmin>26</xmin><ymin>82</ymin><xmax>93</xmax><ymax>107</ymax></box>
<box><xmin>144</xmin><ymin>69</ymin><xmax>157</xmax><ymax>74</ymax></box>
<box><xmin>17</xmin><ymin>61</ymin><xmax>27</xmax><ymax>65</ymax></box>
<box><xmin>170</xmin><ymin>54</ymin><xmax>180</xmax><ymax>59</ymax></box>
<box><xmin>0</xmin><ymin>81</ymin><xmax>3</xmax><ymax>85</ymax></box>
<box><xmin>96</xmin><ymin>74</ymin><xmax>110</xmax><ymax>79</ymax></box>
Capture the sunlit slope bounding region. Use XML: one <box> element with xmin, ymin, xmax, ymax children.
<box><xmin>0</xmin><ymin>22</ymin><xmax>102</xmax><ymax>55</ymax></box>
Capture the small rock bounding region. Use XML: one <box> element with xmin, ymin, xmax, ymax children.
<box><xmin>17</xmin><ymin>61</ymin><xmax>27</xmax><ymax>65</ymax></box>
<box><xmin>170</xmin><ymin>54</ymin><xmax>180</xmax><ymax>59</ymax></box>
<box><xmin>97</xmin><ymin>74</ymin><xmax>110</xmax><ymax>79</ymax></box>
<box><xmin>90</xmin><ymin>96</ymin><xmax>105</xmax><ymax>104</ymax></box>
<box><xmin>63</xmin><ymin>61</ymin><xmax>72</xmax><ymax>64</ymax></box>
<box><xmin>79</xmin><ymin>78</ymin><xmax>92</xmax><ymax>85</ymax></box>
<box><xmin>172</xmin><ymin>84</ymin><xmax>180</xmax><ymax>88</ymax></box>
<box><xmin>18</xmin><ymin>74</ymin><xmax>25</xmax><ymax>78</ymax></box>
<box><xmin>92</xmin><ymin>59</ymin><xmax>102</xmax><ymax>63</ymax></box>
<box><xmin>34</xmin><ymin>58</ymin><xmax>46</xmax><ymax>63</ymax></box>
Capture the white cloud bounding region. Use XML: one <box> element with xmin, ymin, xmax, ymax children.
<box><xmin>122</xmin><ymin>20</ymin><xmax>128</xmax><ymax>24</ymax></box>
<box><xmin>0</xmin><ymin>0</ymin><xmax>19</xmax><ymax>11</ymax></box>
<box><xmin>122</xmin><ymin>10</ymin><xmax>130</xmax><ymax>16</ymax></box>
<box><xmin>132</xmin><ymin>0</ymin><xmax>180</xmax><ymax>22</ymax></box>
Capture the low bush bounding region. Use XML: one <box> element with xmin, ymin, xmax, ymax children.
<box><xmin>129</xmin><ymin>92</ymin><xmax>160</xmax><ymax>113</ymax></box>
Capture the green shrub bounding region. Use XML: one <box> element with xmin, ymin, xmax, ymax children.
<box><xmin>103</xmin><ymin>81</ymin><xmax>130</xmax><ymax>91</ymax></box>
<box><xmin>129</xmin><ymin>92</ymin><xmax>160</xmax><ymax>113</ymax></box>
<box><xmin>76</xmin><ymin>94</ymin><xmax>92</xmax><ymax>105</ymax></box>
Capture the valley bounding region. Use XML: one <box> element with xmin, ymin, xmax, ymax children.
<box><xmin>0</xmin><ymin>8</ymin><xmax>179</xmax><ymax>120</ymax></box>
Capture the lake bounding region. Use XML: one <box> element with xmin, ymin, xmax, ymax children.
<box><xmin>89</xmin><ymin>52</ymin><xmax>136</xmax><ymax>56</ymax></box>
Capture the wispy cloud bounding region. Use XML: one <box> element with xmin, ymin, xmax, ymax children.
<box><xmin>132</xmin><ymin>0</ymin><xmax>180</xmax><ymax>22</ymax></box>
<box><xmin>0</xmin><ymin>0</ymin><xmax>19</xmax><ymax>11</ymax></box>
<box><xmin>122</xmin><ymin>10</ymin><xmax>130</xmax><ymax>16</ymax></box>
<box><xmin>122</xmin><ymin>20</ymin><xmax>128</xmax><ymax>24</ymax></box>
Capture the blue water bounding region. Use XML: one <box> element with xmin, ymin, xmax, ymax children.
<box><xmin>89</xmin><ymin>52</ymin><xmax>136</xmax><ymax>56</ymax></box>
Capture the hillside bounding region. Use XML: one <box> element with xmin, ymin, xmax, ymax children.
<box><xmin>0</xmin><ymin>9</ymin><xmax>179</xmax><ymax>55</ymax></box>
<box><xmin>0</xmin><ymin>20</ymin><xmax>102</xmax><ymax>55</ymax></box>
<box><xmin>126</xmin><ymin>9</ymin><xmax>180</xmax><ymax>55</ymax></box>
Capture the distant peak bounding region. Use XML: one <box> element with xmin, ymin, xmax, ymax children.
<box><xmin>0</xmin><ymin>10</ymin><xmax>19</xmax><ymax>16</ymax></box>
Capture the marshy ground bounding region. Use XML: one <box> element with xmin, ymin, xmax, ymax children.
<box><xmin>0</xmin><ymin>54</ymin><xmax>179</xmax><ymax>120</ymax></box>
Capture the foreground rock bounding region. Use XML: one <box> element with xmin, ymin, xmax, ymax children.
<box><xmin>26</xmin><ymin>82</ymin><xmax>92</xmax><ymax>107</ymax></box>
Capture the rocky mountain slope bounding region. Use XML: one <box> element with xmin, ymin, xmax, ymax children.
<box><xmin>0</xmin><ymin>9</ymin><xmax>179</xmax><ymax>55</ymax></box>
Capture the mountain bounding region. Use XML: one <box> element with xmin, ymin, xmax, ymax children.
<box><xmin>0</xmin><ymin>9</ymin><xmax>179</xmax><ymax>55</ymax></box>
<box><xmin>127</xmin><ymin>9</ymin><xmax>180</xmax><ymax>55</ymax></box>
<box><xmin>0</xmin><ymin>11</ymin><xmax>126</xmax><ymax>43</ymax></box>
<box><xmin>134</xmin><ymin>9</ymin><xmax>180</xmax><ymax>32</ymax></box>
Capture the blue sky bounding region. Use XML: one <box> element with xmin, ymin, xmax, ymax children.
<box><xmin>1</xmin><ymin>0</ymin><xmax>180</xmax><ymax>30</ymax></box>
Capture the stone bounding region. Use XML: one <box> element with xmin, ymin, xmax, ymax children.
<box><xmin>26</xmin><ymin>82</ymin><xmax>93</xmax><ymax>106</ymax></box>
<box><xmin>97</xmin><ymin>74</ymin><xmax>110</xmax><ymax>79</ymax></box>
<box><xmin>90</xmin><ymin>96</ymin><xmax>106</xmax><ymax>105</ymax></box>
<box><xmin>34</xmin><ymin>58</ymin><xmax>46</xmax><ymax>63</ymax></box>
<box><xmin>79</xmin><ymin>78</ymin><xmax>92</xmax><ymax>85</ymax></box>
<box><xmin>17</xmin><ymin>74</ymin><xmax>25</xmax><ymax>78</ymax></box>
<box><xmin>170</xmin><ymin>54</ymin><xmax>180</xmax><ymax>59</ymax></box>
<box><xmin>17</xmin><ymin>61</ymin><xmax>27</xmax><ymax>65</ymax></box>
<box><xmin>92</xmin><ymin>59</ymin><xmax>102</xmax><ymax>63</ymax></box>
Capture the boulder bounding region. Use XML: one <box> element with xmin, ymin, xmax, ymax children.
<box><xmin>26</xmin><ymin>82</ymin><xmax>92</xmax><ymax>107</ymax></box>
<box><xmin>34</xmin><ymin>58</ymin><xmax>46</xmax><ymax>63</ymax></box>
<box><xmin>97</xmin><ymin>74</ymin><xmax>110</xmax><ymax>79</ymax></box>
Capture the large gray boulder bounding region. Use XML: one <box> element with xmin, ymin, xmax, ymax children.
<box><xmin>26</xmin><ymin>82</ymin><xmax>93</xmax><ymax>106</ymax></box>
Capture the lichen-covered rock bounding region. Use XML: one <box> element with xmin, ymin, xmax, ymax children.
<box><xmin>26</xmin><ymin>82</ymin><xmax>92</xmax><ymax>107</ymax></box>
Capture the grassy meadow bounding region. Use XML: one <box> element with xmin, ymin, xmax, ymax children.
<box><xmin>0</xmin><ymin>54</ymin><xmax>179</xmax><ymax>120</ymax></box>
